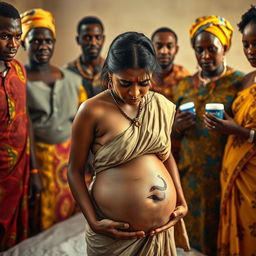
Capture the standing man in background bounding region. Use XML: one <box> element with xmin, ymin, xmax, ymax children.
<box><xmin>21</xmin><ymin>8</ymin><xmax>86</xmax><ymax>232</ymax></box>
<box><xmin>66</xmin><ymin>16</ymin><xmax>105</xmax><ymax>98</ymax></box>
<box><xmin>151</xmin><ymin>27</ymin><xmax>190</xmax><ymax>102</ymax></box>
<box><xmin>152</xmin><ymin>27</ymin><xmax>190</xmax><ymax>163</ymax></box>
<box><xmin>66</xmin><ymin>16</ymin><xmax>105</xmax><ymax>185</ymax></box>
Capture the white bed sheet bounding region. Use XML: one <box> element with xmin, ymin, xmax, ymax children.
<box><xmin>1</xmin><ymin>213</ymin><xmax>205</xmax><ymax>256</ymax></box>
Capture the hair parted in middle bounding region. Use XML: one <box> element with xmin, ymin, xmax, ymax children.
<box><xmin>101</xmin><ymin>31</ymin><xmax>161</xmax><ymax>88</ymax></box>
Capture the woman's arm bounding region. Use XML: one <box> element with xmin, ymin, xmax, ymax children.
<box><xmin>68</xmin><ymin>102</ymin><xmax>98</xmax><ymax>226</ymax></box>
<box><xmin>150</xmin><ymin>153</ymin><xmax>188</xmax><ymax>235</ymax></box>
<box><xmin>68</xmin><ymin>101</ymin><xmax>145</xmax><ymax>239</ymax></box>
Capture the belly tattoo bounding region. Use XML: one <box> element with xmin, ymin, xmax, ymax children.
<box><xmin>148</xmin><ymin>175</ymin><xmax>167</xmax><ymax>202</ymax></box>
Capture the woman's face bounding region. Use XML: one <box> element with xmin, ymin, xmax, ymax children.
<box><xmin>193</xmin><ymin>31</ymin><xmax>226</xmax><ymax>73</ymax></box>
<box><xmin>110</xmin><ymin>68</ymin><xmax>152</xmax><ymax>105</ymax></box>
<box><xmin>242</xmin><ymin>22</ymin><xmax>256</xmax><ymax>67</ymax></box>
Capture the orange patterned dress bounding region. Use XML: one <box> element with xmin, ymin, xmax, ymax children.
<box><xmin>152</xmin><ymin>64</ymin><xmax>190</xmax><ymax>103</ymax></box>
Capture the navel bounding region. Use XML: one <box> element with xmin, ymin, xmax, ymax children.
<box><xmin>148</xmin><ymin>175</ymin><xmax>167</xmax><ymax>202</ymax></box>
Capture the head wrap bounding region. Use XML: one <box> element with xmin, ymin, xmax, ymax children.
<box><xmin>20</xmin><ymin>8</ymin><xmax>56</xmax><ymax>41</ymax></box>
<box><xmin>189</xmin><ymin>15</ymin><xmax>233</xmax><ymax>51</ymax></box>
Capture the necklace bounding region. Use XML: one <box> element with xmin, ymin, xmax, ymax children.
<box><xmin>76</xmin><ymin>57</ymin><xmax>101</xmax><ymax>80</ymax></box>
<box><xmin>109</xmin><ymin>89</ymin><xmax>143</xmax><ymax>127</ymax></box>
<box><xmin>194</xmin><ymin>65</ymin><xmax>227</xmax><ymax>96</ymax></box>
<box><xmin>198</xmin><ymin>64</ymin><xmax>227</xmax><ymax>86</ymax></box>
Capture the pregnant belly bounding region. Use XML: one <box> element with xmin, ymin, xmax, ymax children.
<box><xmin>92</xmin><ymin>154</ymin><xmax>177</xmax><ymax>232</ymax></box>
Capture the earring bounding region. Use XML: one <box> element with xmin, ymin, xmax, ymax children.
<box><xmin>222</xmin><ymin>55</ymin><xmax>227</xmax><ymax>68</ymax></box>
<box><xmin>108</xmin><ymin>76</ymin><xmax>113</xmax><ymax>89</ymax></box>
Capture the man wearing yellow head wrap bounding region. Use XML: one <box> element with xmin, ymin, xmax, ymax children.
<box><xmin>21</xmin><ymin>8</ymin><xmax>56</xmax><ymax>41</ymax></box>
<box><xmin>190</xmin><ymin>15</ymin><xmax>233</xmax><ymax>51</ymax></box>
<box><xmin>172</xmin><ymin>15</ymin><xmax>244</xmax><ymax>256</ymax></box>
<box><xmin>21</xmin><ymin>8</ymin><xmax>87</xmax><ymax>233</ymax></box>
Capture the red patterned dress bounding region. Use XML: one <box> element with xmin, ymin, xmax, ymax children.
<box><xmin>0</xmin><ymin>59</ymin><xmax>30</xmax><ymax>251</ymax></box>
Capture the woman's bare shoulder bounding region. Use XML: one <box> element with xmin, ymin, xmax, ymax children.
<box><xmin>76</xmin><ymin>90</ymin><xmax>111</xmax><ymax>120</ymax></box>
<box><xmin>241</xmin><ymin>71</ymin><xmax>256</xmax><ymax>89</ymax></box>
<box><xmin>242</xmin><ymin>71</ymin><xmax>255</xmax><ymax>82</ymax></box>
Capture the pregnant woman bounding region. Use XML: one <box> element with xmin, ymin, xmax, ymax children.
<box><xmin>68</xmin><ymin>32</ymin><xmax>189</xmax><ymax>255</ymax></box>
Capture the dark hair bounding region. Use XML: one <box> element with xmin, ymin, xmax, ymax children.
<box><xmin>101</xmin><ymin>32</ymin><xmax>161</xmax><ymax>87</ymax></box>
<box><xmin>151</xmin><ymin>27</ymin><xmax>178</xmax><ymax>43</ymax></box>
<box><xmin>238</xmin><ymin>5</ymin><xmax>256</xmax><ymax>33</ymax></box>
<box><xmin>77</xmin><ymin>16</ymin><xmax>104</xmax><ymax>34</ymax></box>
<box><xmin>0</xmin><ymin>2</ymin><xmax>20</xmax><ymax>19</ymax></box>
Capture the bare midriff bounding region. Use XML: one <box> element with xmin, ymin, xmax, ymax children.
<box><xmin>92</xmin><ymin>154</ymin><xmax>177</xmax><ymax>232</ymax></box>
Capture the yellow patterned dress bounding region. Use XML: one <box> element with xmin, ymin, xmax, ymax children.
<box><xmin>175</xmin><ymin>69</ymin><xmax>244</xmax><ymax>255</ymax></box>
<box><xmin>218</xmin><ymin>83</ymin><xmax>256</xmax><ymax>256</ymax></box>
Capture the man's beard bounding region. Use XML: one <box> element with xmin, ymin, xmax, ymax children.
<box><xmin>84</xmin><ymin>47</ymin><xmax>100</xmax><ymax>60</ymax></box>
<box><xmin>158</xmin><ymin>57</ymin><xmax>173</xmax><ymax>70</ymax></box>
<box><xmin>160</xmin><ymin>63</ymin><xmax>171</xmax><ymax>70</ymax></box>
<box><xmin>88</xmin><ymin>54</ymin><xmax>99</xmax><ymax>60</ymax></box>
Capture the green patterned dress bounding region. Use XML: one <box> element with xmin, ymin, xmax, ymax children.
<box><xmin>175</xmin><ymin>69</ymin><xmax>244</xmax><ymax>255</ymax></box>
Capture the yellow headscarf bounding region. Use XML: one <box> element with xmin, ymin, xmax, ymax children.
<box><xmin>189</xmin><ymin>15</ymin><xmax>233</xmax><ymax>51</ymax></box>
<box><xmin>20</xmin><ymin>8</ymin><xmax>56</xmax><ymax>41</ymax></box>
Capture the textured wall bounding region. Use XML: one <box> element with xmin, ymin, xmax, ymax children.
<box><xmin>12</xmin><ymin>0</ymin><xmax>254</xmax><ymax>73</ymax></box>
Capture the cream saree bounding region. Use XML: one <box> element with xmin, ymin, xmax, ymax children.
<box><xmin>86</xmin><ymin>91</ymin><xmax>190</xmax><ymax>256</ymax></box>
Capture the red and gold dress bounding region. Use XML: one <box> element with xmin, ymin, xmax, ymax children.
<box><xmin>0</xmin><ymin>60</ymin><xmax>30</xmax><ymax>251</ymax></box>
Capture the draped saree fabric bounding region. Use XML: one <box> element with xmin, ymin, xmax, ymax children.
<box><xmin>86</xmin><ymin>91</ymin><xmax>190</xmax><ymax>256</ymax></box>
<box><xmin>94</xmin><ymin>91</ymin><xmax>174</xmax><ymax>173</ymax></box>
<box><xmin>218</xmin><ymin>83</ymin><xmax>256</xmax><ymax>255</ymax></box>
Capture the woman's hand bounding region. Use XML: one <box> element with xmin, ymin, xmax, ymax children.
<box><xmin>92</xmin><ymin>219</ymin><xmax>146</xmax><ymax>240</ymax></box>
<box><xmin>149</xmin><ymin>204</ymin><xmax>188</xmax><ymax>236</ymax></box>
<box><xmin>173</xmin><ymin>110</ymin><xmax>196</xmax><ymax>134</ymax></box>
<box><xmin>204</xmin><ymin>112</ymin><xmax>239</xmax><ymax>134</ymax></box>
